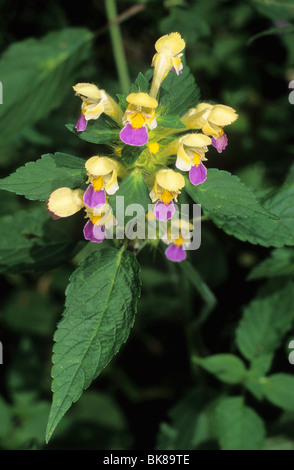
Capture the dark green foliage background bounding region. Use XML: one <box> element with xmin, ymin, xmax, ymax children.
<box><xmin>0</xmin><ymin>0</ymin><xmax>294</xmax><ymax>450</ymax></box>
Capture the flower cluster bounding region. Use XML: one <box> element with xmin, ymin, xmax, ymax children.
<box><xmin>47</xmin><ymin>156</ymin><xmax>119</xmax><ymax>243</ymax></box>
<box><xmin>47</xmin><ymin>32</ymin><xmax>238</xmax><ymax>262</ymax></box>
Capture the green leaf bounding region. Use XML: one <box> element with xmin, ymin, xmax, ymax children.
<box><xmin>108</xmin><ymin>170</ymin><xmax>151</xmax><ymax>226</ymax></box>
<box><xmin>120</xmin><ymin>145</ymin><xmax>145</xmax><ymax>167</ymax></box>
<box><xmin>236</xmin><ymin>282</ymin><xmax>294</xmax><ymax>361</ymax></box>
<box><xmin>247</xmin><ymin>248</ymin><xmax>294</xmax><ymax>281</ymax></box>
<box><xmin>156</xmin><ymin>388</ymin><xmax>214</xmax><ymax>450</ymax></box>
<box><xmin>46</xmin><ymin>247</ymin><xmax>141</xmax><ymax>442</ymax></box>
<box><xmin>0</xmin><ymin>206</ymin><xmax>82</xmax><ymax>273</ymax></box>
<box><xmin>157</xmin><ymin>114</ymin><xmax>186</xmax><ymax>129</ymax></box>
<box><xmin>129</xmin><ymin>72</ymin><xmax>150</xmax><ymax>94</ymax></box>
<box><xmin>0</xmin><ymin>27</ymin><xmax>93</xmax><ymax>143</ymax></box>
<box><xmin>211</xmin><ymin>183</ymin><xmax>294</xmax><ymax>247</ymax></box>
<box><xmin>213</xmin><ymin>396</ymin><xmax>265</xmax><ymax>450</ymax></box>
<box><xmin>193</xmin><ymin>354</ymin><xmax>247</xmax><ymax>384</ymax></box>
<box><xmin>160</xmin><ymin>64</ymin><xmax>200</xmax><ymax>117</ymax></box>
<box><xmin>116</xmin><ymin>93</ymin><xmax>128</xmax><ymax>112</ymax></box>
<box><xmin>264</xmin><ymin>436</ymin><xmax>294</xmax><ymax>450</ymax></box>
<box><xmin>185</xmin><ymin>169</ymin><xmax>274</xmax><ymax>219</ymax></box>
<box><xmin>262</xmin><ymin>374</ymin><xmax>294</xmax><ymax>411</ymax></box>
<box><xmin>0</xmin><ymin>153</ymin><xmax>86</xmax><ymax>201</ymax></box>
<box><xmin>245</xmin><ymin>353</ymin><xmax>274</xmax><ymax>400</ymax></box>
<box><xmin>66</xmin><ymin>120</ymin><xmax>120</xmax><ymax>145</ymax></box>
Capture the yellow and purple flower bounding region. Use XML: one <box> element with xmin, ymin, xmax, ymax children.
<box><xmin>120</xmin><ymin>92</ymin><xmax>158</xmax><ymax>147</ymax></box>
<box><xmin>83</xmin><ymin>204</ymin><xmax>116</xmax><ymax>244</ymax></box>
<box><xmin>149</xmin><ymin>169</ymin><xmax>185</xmax><ymax>221</ymax></box>
<box><xmin>182</xmin><ymin>103</ymin><xmax>238</xmax><ymax>153</ymax></box>
<box><xmin>73</xmin><ymin>83</ymin><xmax>123</xmax><ymax>132</ymax></box>
<box><xmin>150</xmin><ymin>32</ymin><xmax>186</xmax><ymax>98</ymax></box>
<box><xmin>47</xmin><ymin>185</ymin><xmax>116</xmax><ymax>244</ymax></box>
<box><xmin>162</xmin><ymin>219</ymin><xmax>193</xmax><ymax>262</ymax></box>
<box><xmin>47</xmin><ymin>187</ymin><xmax>84</xmax><ymax>218</ymax></box>
<box><xmin>84</xmin><ymin>156</ymin><xmax>119</xmax><ymax>209</ymax></box>
<box><xmin>175</xmin><ymin>133</ymin><xmax>212</xmax><ymax>185</ymax></box>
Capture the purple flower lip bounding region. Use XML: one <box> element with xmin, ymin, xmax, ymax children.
<box><xmin>83</xmin><ymin>186</ymin><xmax>106</xmax><ymax>209</ymax></box>
<box><xmin>165</xmin><ymin>243</ymin><xmax>186</xmax><ymax>262</ymax></box>
<box><xmin>189</xmin><ymin>162</ymin><xmax>207</xmax><ymax>186</ymax></box>
<box><xmin>75</xmin><ymin>113</ymin><xmax>87</xmax><ymax>132</ymax></box>
<box><xmin>83</xmin><ymin>220</ymin><xmax>106</xmax><ymax>243</ymax></box>
<box><xmin>154</xmin><ymin>200</ymin><xmax>175</xmax><ymax>221</ymax></box>
<box><xmin>120</xmin><ymin>123</ymin><xmax>149</xmax><ymax>146</ymax></box>
<box><xmin>171</xmin><ymin>66</ymin><xmax>183</xmax><ymax>75</ymax></box>
<box><xmin>211</xmin><ymin>133</ymin><xmax>228</xmax><ymax>153</ymax></box>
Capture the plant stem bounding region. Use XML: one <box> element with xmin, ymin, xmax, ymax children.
<box><xmin>104</xmin><ymin>0</ymin><xmax>131</xmax><ymax>94</ymax></box>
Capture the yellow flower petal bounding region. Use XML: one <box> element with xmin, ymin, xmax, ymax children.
<box><xmin>92</xmin><ymin>176</ymin><xmax>104</xmax><ymax>192</ymax></box>
<box><xmin>208</xmin><ymin>104</ymin><xmax>238</xmax><ymax>127</ymax></box>
<box><xmin>104</xmin><ymin>169</ymin><xmax>119</xmax><ymax>195</ymax></box>
<box><xmin>155</xmin><ymin>32</ymin><xmax>185</xmax><ymax>56</ymax></box>
<box><xmin>85</xmin><ymin>156</ymin><xmax>118</xmax><ymax>177</ymax></box>
<box><xmin>130</xmin><ymin>112</ymin><xmax>147</xmax><ymax>129</ymax></box>
<box><xmin>193</xmin><ymin>102</ymin><xmax>214</xmax><ymax>113</ymax></box>
<box><xmin>156</xmin><ymin>169</ymin><xmax>185</xmax><ymax>192</ymax></box>
<box><xmin>48</xmin><ymin>188</ymin><xmax>84</xmax><ymax>217</ymax></box>
<box><xmin>148</xmin><ymin>142</ymin><xmax>160</xmax><ymax>154</ymax></box>
<box><xmin>73</xmin><ymin>83</ymin><xmax>101</xmax><ymax>100</ymax></box>
<box><xmin>83</xmin><ymin>102</ymin><xmax>104</xmax><ymax>121</ymax></box>
<box><xmin>181</xmin><ymin>133</ymin><xmax>211</xmax><ymax>148</ymax></box>
<box><xmin>126</xmin><ymin>92</ymin><xmax>158</xmax><ymax>109</ymax></box>
<box><xmin>161</xmin><ymin>189</ymin><xmax>174</xmax><ymax>205</ymax></box>
<box><xmin>176</xmin><ymin>144</ymin><xmax>192</xmax><ymax>172</ymax></box>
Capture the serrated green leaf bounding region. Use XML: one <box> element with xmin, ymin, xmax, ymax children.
<box><xmin>211</xmin><ymin>183</ymin><xmax>294</xmax><ymax>247</ymax></box>
<box><xmin>0</xmin><ymin>205</ymin><xmax>82</xmax><ymax>273</ymax></box>
<box><xmin>46</xmin><ymin>247</ymin><xmax>141</xmax><ymax>442</ymax></box>
<box><xmin>236</xmin><ymin>282</ymin><xmax>294</xmax><ymax>361</ymax></box>
<box><xmin>108</xmin><ymin>170</ymin><xmax>151</xmax><ymax>226</ymax></box>
<box><xmin>193</xmin><ymin>354</ymin><xmax>247</xmax><ymax>384</ymax></box>
<box><xmin>0</xmin><ymin>153</ymin><xmax>86</xmax><ymax>201</ymax></box>
<box><xmin>213</xmin><ymin>396</ymin><xmax>265</xmax><ymax>450</ymax></box>
<box><xmin>0</xmin><ymin>27</ymin><xmax>93</xmax><ymax>143</ymax></box>
<box><xmin>245</xmin><ymin>353</ymin><xmax>274</xmax><ymax>400</ymax></box>
<box><xmin>66</xmin><ymin>120</ymin><xmax>120</xmax><ymax>145</ymax></box>
<box><xmin>247</xmin><ymin>248</ymin><xmax>294</xmax><ymax>280</ymax></box>
<box><xmin>262</xmin><ymin>374</ymin><xmax>294</xmax><ymax>411</ymax></box>
<box><xmin>129</xmin><ymin>72</ymin><xmax>150</xmax><ymax>94</ymax></box>
<box><xmin>159</xmin><ymin>64</ymin><xmax>200</xmax><ymax>117</ymax></box>
<box><xmin>185</xmin><ymin>169</ymin><xmax>274</xmax><ymax>219</ymax></box>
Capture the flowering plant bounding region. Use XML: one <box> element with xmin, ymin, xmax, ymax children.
<box><xmin>0</xmin><ymin>26</ymin><xmax>291</xmax><ymax>449</ymax></box>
